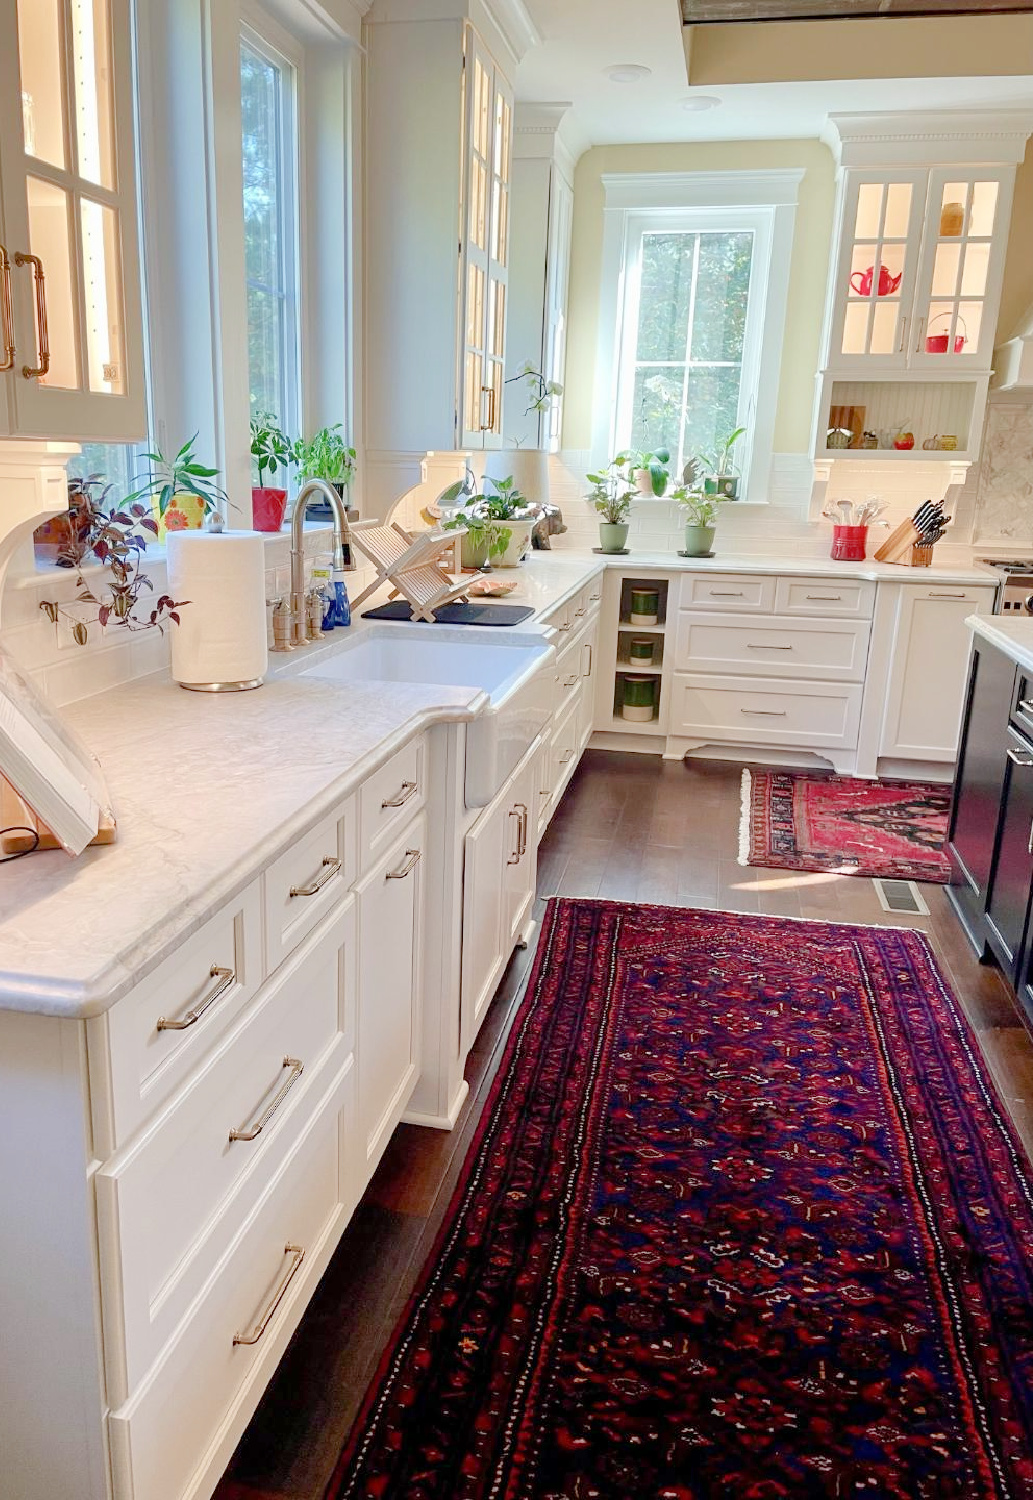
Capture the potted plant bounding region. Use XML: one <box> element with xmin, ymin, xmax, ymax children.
<box><xmin>440</xmin><ymin>474</ymin><xmax>536</xmax><ymax>568</ymax></box>
<box><xmin>701</xmin><ymin>426</ymin><xmax>746</xmax><ymax>500</ymax></box>
<box><xmin>587</xmin><ymin>460</ymin><xmax>635</xmax><ymax>552</ymax></box>
<box><xmin>293</xmin><ymin>423</ymin><xmax>357</xmax><ymax>497</ymax></box>
<box><xmin>620</xmin><ymin>447</ymin><xmax>671</xmax><ymax>497</ymax></box>
<box><xmin>505</xmin><ymin>361</ymin><xmax>563</xmax><ymax>419</ymax></box>
<box><xmin>250</xmin><ymin>410</ymin><xmax>293</xmax><ymax>531</ymax></box>
<box><xmin>124</xmin><ymin>436</ymin><xmax>229</xmax><ymax>540</ymax></box>
<box><xmin>672</xmin><ymin>486</ymin><xmax>722</xmax><ymax>556</ymax></box>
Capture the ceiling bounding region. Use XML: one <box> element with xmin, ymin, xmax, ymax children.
<box><xmin>681</xmin><ymin>0</ymin><xmax>1033</xmax><ymax>19</ymax></box>
<box><xmin>516</xmin><ymin>0</ymin><xmax>1033</xmax><ymax>153</ymax></box>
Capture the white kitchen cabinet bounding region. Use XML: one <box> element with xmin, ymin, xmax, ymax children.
<box><xmin>878</xmin><ymin>582</ymin><xmax>996</xmax><ymax>762</ymax></box>
<box><xmin>356</xmin><ymin>814</ymin><xmax>427</xmax><ymax>1174</ymax></box>
<box><xmin>0</xmin><ymin>0</ymin><xmax>146</xmax><ymax>440</ymax></box>
<box><xmin>460</xmin><ymin>736</ymin><xmax>541</xmax><ymax>1053</ymax></box>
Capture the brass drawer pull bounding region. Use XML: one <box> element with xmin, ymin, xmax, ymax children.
<box><xmin>233</xmin><ymin>1243</ymin><xmax>305</xmax><ymax>1346</ymax></box>
<box><xmin>740</xmin><ymin>708</ymin><xmax>788</xmax><ymax>717</ymax></box>
<box><xmin>290</xmin><ymin>856</ymin><xmax>341</xmax><ymax>898</ymax></box>
<box><xmin>746</xmin><ymin>643</ymin><xmax>792</xmax><ymax>651</ymax></box>
<box><xmin>480</xmin><ymin>384</ymin><xmax>496</xmax><ymax>431</ymax></box>
<box><xmin>0</xmin><ymin>245</ymin><xmax>14</xmax><ymax>372</ymax></box>
<box><xmin>14</xmin><ymin>251</ymin><xmax>49</xmax><ymax>378</ymax></box>
<box><xmin>386</xmin><ymin>848</ymin><xmax>421</xmax><ymax>880</ymax></box>
<box><xmin>1007</xmin><ymin>747</ymin><xmax>1033</xmax><ymax>767</ymax></box>
<box><xmin>589</xmin><ymin>593</ymin><xmax>601</xmax><ymax>602</ymax></box>
<box><xmin>560</xmin><ymin>747</ymin><xmax>575</xmax><ymax>763</ymax></box>
<box><xmin>805</xmin><ymin>594</ymin><xmax>841</xmax><ymax>602</ymax></box>
<box><xmin>230</xmin><ymin>1057</ymin><xmax>304</xmax><ymax>1142</ymax></box>
<box><xmin>709</xmin><ymin>590</ymin><xmax>744</xmax><ymax>598</ymax></box>
<box><xmin>507</xmin><ymin>808</ymin><xmax>521</xmax><ymax>865</ymax></box>
<box><xmin>563</xmin><ymin>673</ymin><xmax>579</xmax><ymax>688</ymax></box>
<box><xmin>929</xmin><ymin>592</ymin><xmax>967</xmax><ymax>600</ymax></box>
<box><xmin>381</xmin><ymin>780</ymin><xmax>417</xmax><ymax>809</ymax></box>
<box><xmin>583</xmin><ymin>642</ymin><xmax>593</xmax><ymax>677</ymax></box>
<box><xmin>556</xmin><ymin>621</ymin><xmax>571</xmax><ymax>632</ymax></box>
<box><xmin>156</xmin><ymin>965</ymin><xmax>234</xmax><ymax>1032</ymax></box>
<box><xmin>516</xmin><ymin>802</ymin><xmax>528</xmax><ymax>858</ymax></box>
<box><xmin>574</xmin><ymin>607</ymin><xmax>586</xmax><ymax>618</ymax></box>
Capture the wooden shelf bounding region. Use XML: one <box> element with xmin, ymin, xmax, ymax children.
<box><xmin>617</xmin><ymin>619</ymin><xmax>665</xmax><ymax>633</ymax></box>
<box><xmin>609</xmin><ymin>713</ymin><xmax>663</xmax><ymax>735</ymax></box>
<box><xmin>615</xmin><ymin>657</ymin><xmax>662</xmax><ymax>675</ymax></box>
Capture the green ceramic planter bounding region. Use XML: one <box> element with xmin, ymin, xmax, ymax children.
<box><xmin>682</xmin><ymin>524</ymin><xmax>716</xmax><ymax>556</ymax></box>
<box><xmin>599</xmin><ymin>522</ymin><xmax>629</xmax><ymax>553</ymax></box>
<box><xmin>629</xmin><ymin>636</ymin><xmax>654</xmax><ymax>664</ymax></box>
<box><xmin>622</xmin><ymin>674</ymin><xmax>656</xmax><ymax>722</ymax></box>
<box><xmin>703</xmin><ymin>474</ymin><xmax>739</xmax><ymax>500</ymax></box>
<box><xmin>629</xmin><ymin>589</ymin><xmax>659</xmax><ymax>624</ymax></box>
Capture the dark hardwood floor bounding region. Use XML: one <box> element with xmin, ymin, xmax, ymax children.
<box><xmin>213</xmin><ymin>750</ymin><xmax>1033</xmax><ymax>1500</ymax></box>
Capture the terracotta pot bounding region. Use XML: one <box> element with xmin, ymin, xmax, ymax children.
<box><xmin>252</xmin><ymin>486</ymin><xmax>288</xmax><ymax>532</ymax></box>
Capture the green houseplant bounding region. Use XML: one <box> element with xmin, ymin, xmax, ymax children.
<box><xmin>672</xmin><ymin>485</ymin><xmax>723</xmax><ymax>556</ymax></box>
<box><xmin>124</xmin><ymin>436</ymin><xmax>229</xmax><ymax>540</ymax></box>
<box><xmin>701</xmin><ymin>426</ymin><xmax>746</xmax><ymax>500</ymax></box>
<box><xmin>293</xmin><ymin>423</ymin><xmax>357</xmax><ymax>493</ymax></box>
<box><xmin>250</xmin><ymin>410</ymin><xmax>293</xmax><ymax>531</ymax></box>
<box><xmin>587</xmin><ymin>461</ymin><xmax>635</xmax><ymax>552</ymax></box>
<box><xmin>621</xmin><ymin>447</ymin><xmax>671</xmax><ymax>497</ymax></box>
<box><xmin>440</xmin><ymin>475</ymin><xmax>537</xmax><ymax>569</ymax></box>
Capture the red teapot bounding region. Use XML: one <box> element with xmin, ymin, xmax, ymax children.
<box><xmin>849</xmin><ymin>263</ymin><xmax>902</xmax><ymax>297</ymax></box>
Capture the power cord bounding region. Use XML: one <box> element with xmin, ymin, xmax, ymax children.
<box><xmin>0</xmin><ymin>826</ymin><xmax>41</xmax><ymax>863</ymax></box>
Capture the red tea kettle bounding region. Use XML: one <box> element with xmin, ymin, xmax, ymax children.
<box><xmin>849</xmin><ymin>263</ymin><xmax>902</xmax><ymax>297</ymax></box>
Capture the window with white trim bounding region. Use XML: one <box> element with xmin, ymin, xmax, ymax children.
<box><xmin>597</xmin><ymin>172</ymin><xmax>801</xmax><ymax>503</ymax></box>
<box><xmin>240</xmin><ymin>24</ymin><xmax>301</xmax><ymax>437</ymax></box>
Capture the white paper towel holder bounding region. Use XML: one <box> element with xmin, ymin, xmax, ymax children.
<box><xmin>179</xmin><ymin>676</ymin><xmax>265</xmax><ymax>694</ymax></box>
<box><xmin>166</xmin><ymin>530</ymin><xmax>269</xmax><ymax>693</ymax></box>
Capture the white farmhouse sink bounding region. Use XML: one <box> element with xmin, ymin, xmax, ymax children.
<box><xmin>303</xmin><ymin>624</ymin><xmax>555</xmax><ymax>806</ymax></box>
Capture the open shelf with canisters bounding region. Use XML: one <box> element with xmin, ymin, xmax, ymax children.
<box><xmin>613</xmin><ymin>580</ymin><xmax>669</xmax><ymax>728</ymax></box>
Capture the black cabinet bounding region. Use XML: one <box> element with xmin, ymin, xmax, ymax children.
<box><xmin>947</xmin><ymin>640</ymin><xmax>1017</xmax><ymax>949</ymax></box>
<box><xmin>985</xmin><ymin>729</ymin><xmax>1033</xmax><ymax>978</ymax></box>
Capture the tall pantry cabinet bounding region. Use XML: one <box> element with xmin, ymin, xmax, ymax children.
<box><xmin>363</xmin><ymin>0</ymin><xmax>530</xmax><ymax>515</ymax></box>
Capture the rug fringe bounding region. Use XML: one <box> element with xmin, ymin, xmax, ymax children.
<box><xmin>737</xmin><ymin>767</ymin><xmax>752</xmax><ymax>867</ymax></box>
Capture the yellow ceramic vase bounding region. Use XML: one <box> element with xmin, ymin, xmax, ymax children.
<box><xmin>153</xmin><ymin>493</ymin><xmax>207</xmax><ymax>542</ymax></box>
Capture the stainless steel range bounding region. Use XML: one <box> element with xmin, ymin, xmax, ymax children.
<box><xmin>976</xmin><ymin>558</ymin><xmax>1033</xmax><ymax>615</ymax></box>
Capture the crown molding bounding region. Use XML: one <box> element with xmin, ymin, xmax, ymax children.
<box><xmin>513</xmin><ymin>101</ymin><xmax>580</xmax><ymax>177</ymax></box>
<box><xmin>480</xmin><ymin>0</ymin><xmax>540</xmax><ymax>60</ymax></box>
<box><xmin>601</xmin><ymin>168</ymin><xmax>805</xmax><ymax>211</ymax></box>
<box><xmin>825</xmin><ymin>110</ymin><xmax>1033</xmax><ymax>168</ymax></box>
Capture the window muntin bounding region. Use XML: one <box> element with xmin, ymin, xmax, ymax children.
<box><xmin>240</xmin><ymin>28</ymin><xmax>300</xmax><ymax>436</ymax></box>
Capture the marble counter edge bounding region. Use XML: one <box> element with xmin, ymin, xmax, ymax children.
<box><xmin>0</xmin><ymin>690</ymin><xmax>488</xmax><ymax>1020</ymax></box>
<box><xmin>966</xmin><ymin>614</ymin><xmax>1033</xmax><ymax>675</ymax></box>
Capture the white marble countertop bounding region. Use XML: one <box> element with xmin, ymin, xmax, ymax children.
<box><xmin>967</xmin><ymin>614</ymin><xmax>1033</xmax><ymax>676</ymax></box>
<box><xmin>0</xmin><ymin>544</ymin><xmax>1001</xmax><ymax>1018</ymax></box>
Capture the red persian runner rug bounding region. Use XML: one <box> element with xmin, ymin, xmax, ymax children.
<box><xmin>739</xmin><ymin>768</ymin><xmax>953</xmax><ymax>882</ymax></box>
<box><xmin>327</xmin><ymin>899</ymin><xmax>1033</xmax><ymax>1499</ymax></box>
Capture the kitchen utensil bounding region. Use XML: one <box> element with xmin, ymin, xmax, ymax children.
<box><xmin>828</xmin><ymin>404</ymin><xmax>865</xmax><ymax>448</ymax></box>
<box><xmin>849</xmin><ymin>263</ymin><xmax>902</xmax><ymax>297</ymax></box>
<box><xmin>926</xmin><ymin>313</ymin><xmax>966</xmax><ymax>354</ymax></box>
<box><xmin>831</xmin><ymin>525</ymin><xmax>868</xmax><ymax>562</ymax></box>
<box><xmin>837</xmin><ymin>500</ymin><xmax>855</xmax><ymax>524</ymax></box>
<box><xmin>940</xmin><ymin>200</ymin><xmax>965</xmax><ymax>236</ymax></box>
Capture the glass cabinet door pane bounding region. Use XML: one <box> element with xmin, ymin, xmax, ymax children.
<box><xmin>80</xmin><ymin>198</ymin><xmax>124</xmax><ymax>393</ymax></box>
<box><xmin>970</xmin><ymin>180</ymin><xmax>1000</xmax><ymax>237</ymax></box>
<box><xmin>26</xmin><ymin>176</ymin><xmax>78</xmax><ymax>389</ymax></box>
<box><xmin>884</xmin><ymin>182</ymin><xmax>912</xmax><ymax>238</ymax></box>
<box><xmin>961</xmin><ymin>242</ymin><xmax>990</xmax><ymax>299</ymax></box>
<box><xmin>17</xmin><ymin>0</ymin><xmax>67</xmax><ymax>169</ymax></box>
<box><xmin>854</xmin><ymin>183</ymin><xmax>883</xmax><ymax>240</ymax></box>
<box><xmin>71</xmin><ymin>0</ymin><xmax>116</xmax><ymax>188</ymax></box>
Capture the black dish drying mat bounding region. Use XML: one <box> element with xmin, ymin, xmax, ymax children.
<box><xmin>361</xmin><ymin>601</ymin><xmax>535</xmax><ymax>626</ymax></box>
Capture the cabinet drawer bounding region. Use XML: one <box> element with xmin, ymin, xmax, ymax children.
<box><xmin>97</xmin><ymin>901</ymin><xmax>355</xmax><ymax>1404</ymax></box>
<box><xmin>90</xmin><ymin>882</ymin><xmax>264</xmax><ymax>1154</ymax></box>
<box><xmin>555</xmin><ymin>622</ymin><xmax>591</xmax><ymax>715</ymax></box>
<box><xmin>775</xmin><ymin>576</ymin><xmax>876</xmax><ymax>618</ymax></box>
<box><xmin>359</xmin><ymin>735</ymin><xmax>427</xmax><ymax>874</ymax></box>
<box><xmin>108</xmin><ymin>1056</ymin><xmax>355</xmax><ymax>1500</ymax></box>
<box><xmin>672</xmin><ymin>673</ymin><xmax>863</xmax><ymax>750</ymax></box>
<box><xmin>550</xmin><ymin>697</ymin><xmax>580</xmax><ymax>801</ymax></box>
<box><xmin>679</xmin><ymin>573</ymin><xmax>776</xmax><ymax>613</ymax></box>
<box><xmin>1011</xmin><ymin>671</ymin><xmax>1033</xmax><ymax>741</ymax></box>
<box><xmin>264</xmin><ymin>798</ymin><xmax>357</xmax><ymax>971</ymax></box>
<box><xmin>674</xmin><ymin>612</ymin><xmax>871</xmax><ymax>683</ymax></box>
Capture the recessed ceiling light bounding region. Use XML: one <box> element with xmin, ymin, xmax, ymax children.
<box><xmin>606</xmin><ymin>64</ymin><xmax>652</xmax><ymax>84</ymax></box>
<box><xmin>682</xmin><ymin>94</ymin><xmax>722</xmax><ymax>112</ymax></box>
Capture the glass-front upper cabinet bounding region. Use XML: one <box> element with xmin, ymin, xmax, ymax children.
<box><xmin>0</xmin><ymin>0</ymin><xmax>145</xmax><ymax>440</ymax></box>
<box><xmin>826</xmin><ymin>164</ymin><xmax>1014</xmax><ymax>376</ymax></box>
<box><xmin>458</xmin><ymin>27</ymin><xmax>512</xmax><ymax>450</ymax></box>
<box><xmin>910</xmin><ymin>168</ymin><xmax>1011</xmax><ymax>369</ymax></box>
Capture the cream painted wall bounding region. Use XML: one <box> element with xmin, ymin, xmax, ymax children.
<box><xmin>999</xmin><ymin>143</ymin><xmax>1033</xmax><ymax>345</ymax></box>
<box><xmin>563</xmin><ymin>139</ymin><xmax>836</xmax><ymax>455</ymax></box>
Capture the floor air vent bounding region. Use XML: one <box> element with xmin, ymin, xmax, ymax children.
<box><xmin>872</xmin><ymin>878</ymin><xmax>930</xmax><ymax>917</ymax></box>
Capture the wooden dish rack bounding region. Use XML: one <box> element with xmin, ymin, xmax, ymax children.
<box><xmin>348</xmin><ymin>520</ymin><xmax>471</xmax><ymax>622</ymax></box>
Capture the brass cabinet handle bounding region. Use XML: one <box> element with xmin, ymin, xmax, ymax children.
<box><xmin>805</xmin><ymin>594</ymin><xmax>841</xmax><ymax>602</ymax></box>
<box><xmin>574</xmin><ymin>607</ymin><xmax>586</xmax><ymax>618</ymax></box>
<box><xmin>583</xmin><ymin>642</ymin><xmax>593</xmax><ymax>677</ymax></box>
<box><xmin>381</xmin><ymin>780</ymin><xmax>417</xmax><ymax>810</ymax></box>
<box><xmin>914</xmin><ymin>316</ymin><xmax>925</xmax><ymax>354</ymax></box>
<box><xmin>387</xmin><ymin>848</ymin><xmax>421</xmax><ymax>880</ymax></box>
<box><xmin>515</xmin><ymin>802</ymin><xmax>528</xmax><ymax>858</ymax></box>
<box><xmin>898</xmin><ymin>315</ymin><xmax>909</xmax><ymax>355</ymax></box>
<box><xmin>233</xmin><ymin>1243</ymin><xmax>305</xmax><ymax>1346</ymax></box>
<box><xmin>229</xmin><ymin>1057</ymin><xmax>304</xmax><ymax>1142</ymax></box>
<box><xmin>1007</xmin><ymin>747</ymin><xmax>1033</xmax><ymax>767</ymax></box>
<box><xmin>559</xmin><ymin>747</ymin><xmax>575</xmax><ymax>763</ymax></box>
<box><xmin>507</xmin><ymin>808</ymin><xmax>521</xmax><ymax>864</ymax></box>
<box><xmin>0</xmin><ymin>245</ymin><xmax>14</xmax><ymax>372</ymax></box>
<box><xmin>156</xmin><ymin>965</ymin><xmax>235</xmax><ymax>1032</ymax></box>
<box><xmin>709</xmin><ymin>590</ymin><xmax>744</xmax><ymax>598</ymax></box>
<box><xmin>556</xmin><ymin>621</ymin><xmax>571</xmax><ymax>632</ymax></box>
<box><xmin>563</xmin><ymin>673</ymin><xmax>579</xmax><ymax>688</ymax></box>
<box><xmin>747</xmin><ymin>642</ymin><xmax>793</xmax><ymax>651</ymax></box>
<box><xmin>740</xmin><ymin>708</ymin><xmax>788</xmax><ymax>717</ymax></box>
<box><xmin>480</xmin><ymin>384</ymin><xmax>496</xmax><ymax>431</ymax></box>
<box><xmin>14</xmin><ymin>252</ymin><xmax>49</xmax><ymax>378</ymax></box>
<box><xmin>290</xmin><ymin>856</ymin><xmax>341</xmax><ymax>898</ymax></box>
<box><xmin>928</xmin><ymin>592</ymin><xmax>967</xmax><ymax>600</ymax></box>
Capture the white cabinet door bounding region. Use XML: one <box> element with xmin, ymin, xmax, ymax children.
<box><xmin>356</xmin><ymin>815</ymin><xmax>426</xmax><ymax>1173</ymax></box>
<box><xmin>0</xmin><ymin>0</ymin><xmax>146</xmax><ymax>440</ymax></box>
<box><xmin>827</xmin><ymin>170</ymin><xmax>927</xmax><ymax>373</ymax></box>
<box><xmin>458</xmin><ymin>30</ymin><xmax>511</xmax><ymax>448</ymax></box>
<box><xmin>501</xmin><ymin>750</ymin><xmax>537</xmax><ymax>951</ymax></box>
<box><xmin>879</xmin><ymin>584</ymin><xmax>996</xmax><ymax>761</ymax></box>
<box><xmin>460</xmin><ymin>791</ymin><xmax>507</xmax><ymax>1053</ymax></box>
<box><xmin>577</xmin><ymin>619</ymin><xmax>599</xmax><ymax>750</ymax></box>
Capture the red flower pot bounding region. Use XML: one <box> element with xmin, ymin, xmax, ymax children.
<box><xmin>252</xmin><ymin>486</ymin><xmax>287</xmax><ymax>532</ymax></box>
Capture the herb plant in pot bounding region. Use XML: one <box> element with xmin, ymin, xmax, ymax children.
<box><xmin>250</xmin><ymin>410</ymin><xmax>293</xmax><ymax>531</ymax></box>
<box><xmin>587</xmin><ymin>461</ymin><xmax>635</xmax><ymax>553</ymax></box>
<box><xmin>702</xmin><ymin>426</ymin><xmax>746</xmax><ymax>500</ymax></box>
<box><xmin>124</xmin><ymin>436</ymin><xmax>229</xmax><ymax>541</ymax></box>
<box><xmin>293</xmin><ymin>423</ymin><xmax>357</xmax><ymax>503</ymax></box>
<box><xmin>672</xmin><ymin>485</ymin><xmax>722</xmax><ymax>557</ymax></box>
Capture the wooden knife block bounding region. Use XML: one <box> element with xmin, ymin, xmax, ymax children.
<box><xmin>1</xmin><ymin>775</ymin><xmax>116</xmax><ymax>856</ymax></box>
<box><xmin>873</xmin><ymin>519</ymin><xmax>921</xmax><ymax>565</ymax></box>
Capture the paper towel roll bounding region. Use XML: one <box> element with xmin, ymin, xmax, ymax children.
<box><xmin>166</xmin><ymin>531</ymin><xmax>268</xmax><ymax>691</ymax></box>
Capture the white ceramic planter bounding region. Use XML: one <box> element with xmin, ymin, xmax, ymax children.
<box><xmin>495</xmin><ymin>519</ymin><xmax>533</xmax><ymax>568</ymax></box>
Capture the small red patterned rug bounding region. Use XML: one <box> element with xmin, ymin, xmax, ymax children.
<box><xmin>326</xmin><ymin>899</ymin><xmax>1033</xmax><ymax>1499</ymax></box>
<box><xmin>739</xmin><ymin>767</ymin><xmax>953</xmax><ymax>882</ymax></box>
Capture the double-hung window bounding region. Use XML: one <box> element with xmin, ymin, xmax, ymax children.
<box><xmin>599</xmin><ymin>173</ymin><xmax>801</xmax><ymax>502</ymax></box>
<box><xmin>240</xmin><ymin>24</ymin><xmax>301</xmax><ymax>437</ymax></box>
